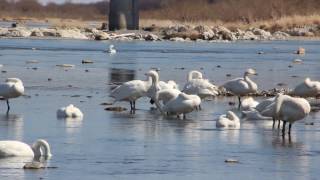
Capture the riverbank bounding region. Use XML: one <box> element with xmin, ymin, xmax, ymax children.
<box><xmin>0</xmin><ymin>18</ymin><xmax>319</xmax><ymax>42</ymax></box>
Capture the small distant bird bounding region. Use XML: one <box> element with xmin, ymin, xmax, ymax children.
<box><xmin>0</xmin><ymin>78</ymin><xmax>24</xmax><ymax>113</ymax></box>
<box><xmin>107</xmin><ymin>45</ymin><xmax>117</xmax><ymax>54</ymax></box>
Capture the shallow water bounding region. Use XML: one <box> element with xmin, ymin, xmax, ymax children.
<box><xmin>0</xmin><ymin>39</ymin><xmax>319</xmax><ymax>180</ymax></box>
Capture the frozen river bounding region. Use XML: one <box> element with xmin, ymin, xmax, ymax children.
<box><xmin>0</xmin><ymin>38</ymin><xmax>319</xmax><ymax>179</ymax></box>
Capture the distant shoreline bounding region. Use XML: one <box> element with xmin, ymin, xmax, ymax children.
<box><xmin>0</xmin><ymin>17</ymin><xmax>320</xmax><ymax>42</ymax></box>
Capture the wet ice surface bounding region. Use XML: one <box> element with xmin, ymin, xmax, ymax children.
<box><xmin>0</xmin><ymin>39</ymin><xmax>320</xmax><ymax>179</ymax></box>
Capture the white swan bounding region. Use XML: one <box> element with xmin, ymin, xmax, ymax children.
<box><xmin>0</xmin><ymin>78</ymin><xmax>24</xmax><ymax>112</ymax></box>
<box><xmin>255</xmin><ymin>97</ymin><xmax>275</xmax><ymax>112</ymax></box>
<box><xmin>156</xmin><ymin>89</ymin><xmax>181</xmax><ymax>105</ymax></box>
<box><xmin>242</xmin><ymin>97</ymin><xmax>275</xmax><ymax>121</ymax></box>
<box><xmin>222</xmin><ymin>68</ymin><xmax>258</xmax><ymax>108</ymax></box>
<box><xmin>0</xmin><ymin>139</ymin><xmax>52</xmax><ymax>158</ymax></box>
<box><xmin>241</xmin><ymin>97</ymin><xmax>259</xmax><ymax>110</ymax></box>
<box><xmin>57</xmin><ymin>104</ymin><xmax>83</xmax><ymax>118</ymax></box>
<box><xmin>183</xmin><ymin>70</ymin><xmax>219</xmax><ymax>99</ymax></box>
<box><xmin>145</xmin><ymin>71</ymin><xmax>179</xmax><ymax>106</ymax></box>
<box><xmin>162</xmin><ymin>93</ymin><xmax>201</xmax><ymax>119</ymax></box>
<box><xmin>242</xmin><ymin>108</ymin><xmax>272</xmax><ymax>120</ymax></box>
<box><xmin>262</xmin><ymin>94</ymin><xmax>311</xmax><ymax>134</ymax></box>
<box><xmin>159</xmin><ymin>80</ymin><xmax>179</xmax><ymax>91</ymax></box>
<box><xmin>216</xmin><ymin>111</ymin><xmax>240</xmax><ymax>129</ymax></box>
<box><xmin>290</xmin><ymin>78</ymin><xmax>320</xmax><ymax>97</ymax></box>
<box><xmin>107</xmin><ymin>45</ymin><xmax>116</xmax><ymax>54</ymax></box>
<box><xmin>110</xmin><ymin>76</ymin><xmax>151</xmax><ymax>111</ymax></box>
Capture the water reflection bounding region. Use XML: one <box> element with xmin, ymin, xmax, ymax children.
<box><xmin>109</xmin><ymin>68</ymin><xmax>136</xmax><ymax>85</ymax></box>
<box><xmin>58</xmin><ymin>117</ymin><xmax>83</xmax><ymax>135</ymax></box>
<box><xmin>0</xmin><ymin>114</ymin><xmax>24</xmax><ymax>140</ymax></box>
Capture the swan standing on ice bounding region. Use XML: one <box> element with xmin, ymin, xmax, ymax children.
<box><xmin>290</xmin><ymin>78</ymin><xmax>320</xmax><ymax>97</ymax></box>
<box><xmin>263</xmin><ymin>94</ymin><xmax>311</xmax><ymax>135</ymax></box>
<box><xmin>162</xmin><ymin>93</ymin><xmax>201</xmax><ymax>119</ymax></box>
<box><xmin>110</xmin><ymin>75</ymin><xmax>151</xmax><ymax>111</ymax></box>
<box><xmin>183</xmin><ymin>71</ymin><xmax>219</xmax><ymax>100</ymax></box>
<box><xmin>0</xmin><ymin>78</ymin><xmax>24</xmax><ymax>113</ymax></box>
<box><xmin>0</xmin><ymin>139</ymin><xmax>52</xmax><ymax>158</ymax></box>
<box><xmin>57</xmin><ymin>104</ymin><xmax>83</xmax><ymax>118</ymax></box>
<box><xmin>222</xmin><ymin>69</ymin><xmax>258</xmax><ymax>109</ymax></box>
<box><xmin>216</xmin><ymin>111</ymin><xmax>240</xmax><ymax>129</ymax></box>
<box><xmin>107</xmin><ymin>45</ymin><xmax>117</xmax><ymax>54</ymax></box>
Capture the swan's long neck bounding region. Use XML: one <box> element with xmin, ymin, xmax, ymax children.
<box><xmin>274</xmin><ymin>94</ymin><xmax>284</xmax><ymax>119</ymax></box>
<box><xmin>304</xmin><ymin>78</ymin><xmax>314</xmax><ymax>88</ymax></box>
<box><xmin>32</xmin><ymin>139</ymin><xmax>52</xmax><ymax>158</ymax></box>
<box><xmin>244</xmin><ymin>74</ymin><xmax>257</xmax><ymax>91</ymax></box>
<box><xmin>227</xmin><ymin>111</ymin><xmax>239</xmax><ymax>122</ymax></box>
<box><xmin>151</xmin><ymin>74</ymin><xmax>159</xmax><ymax>86</ymax></box>
<box><xmin>188</xmin><ymin>71</ymin><xmax>202</xmax><ymax>81</ymax></box>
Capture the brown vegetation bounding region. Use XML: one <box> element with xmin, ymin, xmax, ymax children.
<box><xmin>0</xmin><ymin>0</ymin><xmax>107</xmax><ymax>20</ymax></box>
<box><xmin>0</xmin><ymin>0</ymin><xmax>320</xmax><ymax>30</ymax></box>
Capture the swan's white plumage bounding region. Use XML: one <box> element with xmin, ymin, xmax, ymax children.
<box><xmin>0</xmin><ymin>78</ymin><xmax>24</xmax><ymax>99</ymax></box>
<box><xmin>156</xmin><ymin>89</ymin><xmax>181</xmax><ymax>105</ymax></box>
<box><xmin>255</xmin><ymin>97</ymin><xmax>275</xmax><ymax>112</ymax></box>
<box><xmin>57</xmin><ymin>104</ymin><xmax>83</xmax><ymax>118</ymax></box>
<box><xmin>261</xmin><ymin>94</ymin><xmax>310</xmax><ymax>125</ymax></box>
<box><xmin>275</xmin><ymin>94</ymin><xmax>311</xmax><ymax>124</ymax></box>
<box><xmin>216</xmin><ymin>111</ymin><xmax>240</xmax><ymax>128</ymax></box>
<box><xmin>241</xmin><ymin>97</ymin><xmax>259</xmax><ymax>110</ymax></box>
<box><xmin>107</xmin><ymin>45</ymin><xmax>116</xmax><ymax>54</ymax></box>
<box><xmin>242</xmin><ymin>109</ymin><xmax>272</xmax><ymax>120</ymax></box>
<box><xmin>183</xmin><ymin>71</ymin><xmax>219</xmax><ymax>99</ymax></box>
<box><xmin>110</xmin><ymin>79</ymin><xmax>150</xmax><ymax>103</ymax></box>
<box><xmin>0</xmin><ymin>139</ymin><xmax>52</xmax><ymax>158</ymax></box>
<box><xmin>291</xmin><ymin>78</ymin><xmax>320</xmax><ymax>97</ymax></box>
<box><xmin>162</xmin><ymin>93</ymin><xmax>200</xmax><ymax>115</ymax></box>
<box><xmin>0</xmin><ymin>141</ymin><xmax>34</xmax><ymax>157</ymax></box>
<box><xmin>222</xmin><ymin>69</ymin><xmax>258</xmax><ymax>97</ymax></box>
<box><xmin>158</xmin><ymin>80</ymin><xmax>179</xmax><ymax>91</ymax></box>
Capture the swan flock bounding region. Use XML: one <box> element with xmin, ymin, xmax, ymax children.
<box><xmin>110</xmin><ymin>69</ymin><xmax>317</xmax><ymax>135</ymax></box>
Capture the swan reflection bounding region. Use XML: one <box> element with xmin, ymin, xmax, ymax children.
<box><xmin>0</xmin><ymin>114</ymin><xmax>24</xmax><ymax>140</ymax></box>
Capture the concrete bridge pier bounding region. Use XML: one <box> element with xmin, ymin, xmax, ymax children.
<box><xmin>109</xmin><ymin>0</ymin><xmax>139</xmax><ymax>31</ymax></box>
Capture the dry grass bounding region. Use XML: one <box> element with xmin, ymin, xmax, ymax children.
<box><xmin>49</xmin><ymin>19</ymin><xmax>93</xmax><ymax>29</ymax></box>
<box><xmin>141</xmin><ymin>14</ymin><xmax>320</xmax><ymax>32</ymax></box>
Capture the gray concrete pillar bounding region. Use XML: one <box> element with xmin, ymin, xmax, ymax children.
<box><xmin>109</xmin><ymin>0</ymin><xmax>139</xmax><ymax>31</ymax></box>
